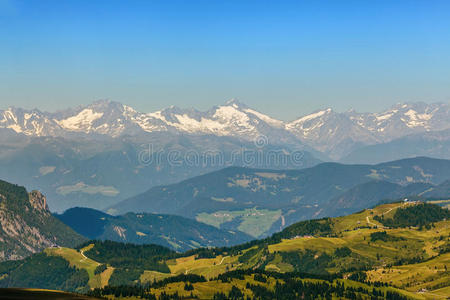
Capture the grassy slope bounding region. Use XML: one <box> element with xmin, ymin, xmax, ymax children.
<box><xmin>45</xmin><ymin>201</ymin><xmax>449</xmax><ymax>299</ymax></box>
<box><xmin>265</xmin><ymin>201</ymin><xmax>450</xmax><ymax>299</ymax></box>
<box><xmin>154</xmin><ymin>201</ymin><xmax>449</xmax><ymax>298</ymax></box>
<box><xmin>167</xmin><ymin>254</ymin><xmax>239</xmax><ymax>279</ymax></box>
<box><xmin>45</xmin><ymin>245</ymin><xmax>113</xmax><ymax>290</ymax></box>
<box><xmin>367</xmin><ymin>253</ymin><xmax>450</xmax><ymax>299</ymax></box>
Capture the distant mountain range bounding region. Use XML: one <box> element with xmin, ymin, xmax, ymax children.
<box><xmin>327</xmin><ymin>179</ymin><xmax>450</xmax><ymax>217</ymax></box>
<box><xmin>0</xmin><ymin>133</ymin><xmax>320</xmax><ymax>212</ymax></box>
<box><xmin>55</xmin><ymin>207</ymin><xmax>252</xmax><ymax>252</ymax></box>
<box><xmin>0</xmin><ymin>180</ymin><xmax>85</xmax><ymax>261</ymax></box>
<box><xmin>1</xmin><ymin>100</ymin><xmax>449</xmax><ymax>159</ymax></box>
<box><xmin>111</xmin><ymin>157</ymin><xmax>450</xmax><ymax>238</ymax></box>
<box><xmin>287</xmin><ymin>102</ymin><xmax>450</xmax><ymax>159</ymax></box>
<box><xmin>341</xmin><ymin>128</ymin><xmax>450</xmax><ymax>164</ymax></box>
<box><xmin>0</xmin><ymin>100</ymin><xmax>449</xmax><ymax>211</ymax></box>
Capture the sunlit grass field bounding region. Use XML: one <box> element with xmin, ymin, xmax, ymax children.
<box><xmin>166</xmin><ymin>254</ymin><xmax>240</xmax><ymax>280</ymax></box>
<box><xmin>45</xmin><ymin>201</ymin><xmax>449</xmax><ymax>298</ymax></box>
<box><xmin>367</xmin><ymin>253</ymin><xmax>450</xmax><ymax>299</ymax></box>
<box><xmin>45</xmin><ymin>245</ymin><xmax>112</xmax><ymax>289</ymax></box>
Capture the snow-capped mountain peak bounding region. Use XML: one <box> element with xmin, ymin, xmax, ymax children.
<box><xmin>287</xmin><ymin>108</ymin><xmax>333</xmax><ymax>127</ymax></box>
<box><xmin>0</xmin><ymin>98</ymin><xmax>287</xmax><ymax>140</ymax></box>
<box><xmin>0</xmin><ymin>100</ymin><xmax>449</xmax><ymax>159</ymax></box>
<box><xmin>224</xmin><ymin>98</ymin><xmax>246</xmax><ymax>108</ymax></box>
<box><xmin>56</xmin><ymin>108</ymin><xmax>104</xmax><ymax>131</ymax></box>
<box><xmin>283</xmin><ymin>102</ymin><xmax>450</xmax><ymax>159</ymax></box>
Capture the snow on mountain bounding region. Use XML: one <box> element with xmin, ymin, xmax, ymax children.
<box><xmin>0</xmin><ymin>107</ymin><xmax>65</xmax><ymax>136</ymax></box>
<box><xmin>286</xmin><ymin>108</ymin><xmax>332</xmax><ymax>137</ymax></box>
<box><xmin>287</xmin><ymin>108</ymin><xmax>331</xmax><ymax>128</ymax></box>
<box><xmin>57</xmin><ymin>108</ymin><xmax>104</xmax><ymax>131</ymax></box>
<box><xmin>286</xmin><ymin>108</ymin><xmax>380</xmax><ymax>159</ymax></box>
<box><xmin>285</xmin><ymin>102</ymin><xmax>450</xmax><ymax>159</ymax></box>
<box><xmin>242</xmin><ymin>108</ymin><xmax>284</xmax><ymax>128</ymax></box>
<box><xmin>0</xmin><ymin>99</ymin><xmax>292</xmax><ymax>143</ymax></box>
<box><xmin>352</xmin><ymin>102</ymin><xmax>449</xmax><ymax>139</ymax></box>
<box><xmin>134</xmin><ymin>99</ymin><xmax>293</xmax><ymax>143</ymax></box>
<box><xmin>0</xmin><ymin>100</ymin><xmax>449</xmax><ymax>159</ymax></box>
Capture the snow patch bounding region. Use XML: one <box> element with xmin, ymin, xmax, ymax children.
<box><xmin>403</xmin><ymin>109</ymin><xmax>433</xmax><ymax>128</ymax></box>
<box><xmin>243</xmin><ymin>108</ymin><xmax>284</xmax><ymax>127</ymax></box>
<box><xmin>376</xmin><ymin>113</ymin><xmax>394</xmax><ymax>121</ymax></box>
<box><xmin>173</xmin><ymin>114</ymin><xmax>227</xmax><ymax>133</ymax></box>
<box><xmin>288</xmin><ymin>108</ymin><xmax>331</xmax><ymax>126</ymax></box>
<box><xmin>7</xmin><ymin>124</ymin><xmax>23</xmax><ymax>133</ymax></box>
<box><xmin>57</xmin><ymin>109</ymin><xmax>104</xmax><ymax>131</ymax></box>
<box><xmin>4</xmin><ymin>110</ymin><xmax>18</xmax><ymax>123</ymax></box>
<box><xmin>214</xmin><ymin>105</ymin><xmax>250</xmax><ymax>124</ymax></box>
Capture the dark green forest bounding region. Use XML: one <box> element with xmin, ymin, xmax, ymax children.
<box><xmin>374</xmin><ymin>203</ymin><xmax>450</xmax><ymax>228</ymax></box>
<box><xmin>0</xmin><ymin>253</ymin><xmax>89</xmax><ymax>293</ymax></box>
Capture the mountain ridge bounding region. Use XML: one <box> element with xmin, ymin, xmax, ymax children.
<box><xmin>1</xmin><ymin>100</ymin><xmax>449</xmax><ymax>159</ymax></box>
<box><xmin>110</xmin><ymin>156</ymin><xmax>450</xmax><ymax>237</ymax></box>
<box><xmin>55</xmin><ymin>207</ymin><xmax>253</xmax><ymax>252</ymax></box>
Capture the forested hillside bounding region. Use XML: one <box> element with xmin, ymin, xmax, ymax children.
<box><xmin>1</xmin><ymin>200</ymin><xmax>448</xmax><ymax>299</ymax></box>
<box><xmin>56</xmin><ymin>207</ymin><xmax>252</xmax><ymax>251</ymax></box>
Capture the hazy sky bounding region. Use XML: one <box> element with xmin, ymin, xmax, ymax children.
<box><xmin>1</xmin><ymin>0</ymin><xmax>450</xmax><ymax>120</ymax></box>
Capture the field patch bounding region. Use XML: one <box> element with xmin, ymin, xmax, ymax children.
<box><xmin>45</xmin><ymin>246</ymin><xmax>101</xmax><ymax>288</ymax></box>
<box><xmin>196</xmin><ymin>208</ymin><xmax>281</xmax><ymax>237</ymax></box>
<box><xmin>367</xmin><ymin>253</ymin><xmax>450</xmax><ymax>299</ymax></box>
<box><xmin>56</xmin><ymin>182</ymin><xmax>119</xmax><ymax>196</ymax></box>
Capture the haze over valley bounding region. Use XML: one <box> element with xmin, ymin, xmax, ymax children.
<box><xmin>1</xmin><ymin>100</ymin><xmax>449</xmax><ymax>212</ymax></box>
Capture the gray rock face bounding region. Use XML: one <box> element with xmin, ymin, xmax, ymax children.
<box><xmin>0</xmin><ymin>180</ymin><xmax>85</xmax><ymax>261</ymax></box>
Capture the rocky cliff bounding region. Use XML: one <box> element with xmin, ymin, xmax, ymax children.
<box><xmin>0</xmin><ymin>180</ymin><xmax>85</xmax><ymax>261</ymax></box>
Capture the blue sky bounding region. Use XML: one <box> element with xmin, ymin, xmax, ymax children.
<box><xmin>1</xmin><ymin>0</ymin><xmax>450</xmax><ymax>120</ymax></box>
